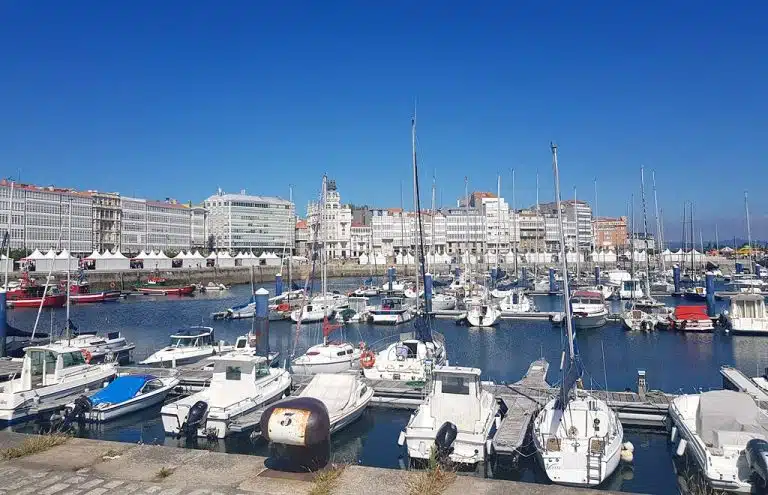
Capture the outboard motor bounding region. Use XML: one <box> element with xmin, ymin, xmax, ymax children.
<box><xmin>55</xmin><ymin>395</ymin><xmax>92</xmax><ymax>432</ymax></box>
<box><xmin>746</xmin><ymin>438</ymin><xmax>768</xmax><ymax>488</ymax></box>
<box><xmin>261</xmin><ymin>397</ymin><xmax>331</xmax><ymax>472</ymax></box>
<box><xmin>177</xmin><ymin>400</ymin><xmax>208</xmax><ymax>440</ymax></box>
<box><xmin>434</xmin><ymin>421</ymin><xmax>458</xmax><ymax>464</ymax></box>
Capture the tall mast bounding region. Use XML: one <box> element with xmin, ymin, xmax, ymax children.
<box><xmin>400</xmin><ymin>181</ymin><xmax>405</xmax><ymax>259</ymax></box>
<box><xmin>288</xmin><ymin>185</ymin><xmax>293</xmax><ymax>296</ymax></box>
<box><xmin>464</xmin><ymin>176</ymin><xmax>469</xmax><ymax>279</ymax></box>
<box><xmin>511</xmin><ymin>168</ymin><xmax>517</xmax><ymax>277</ymax></box>
<box><xmin>431</xmin><ymin>174</ymin><xmax>436</xmax><ymax>267</ymax></box>
<box><xmin>574</xmin><ymin>186</ymin><xmax>579</xmax><ymax>283</ymax></box>
<box><xmin>593</xmin><ymin>178</ymin><xmax>598</xmax><ymax>265</ymax></box>
<box><xmin>412</xmin><ymin>115</ymin><xmax>430</xmax><ymax>315</ymax></box>
<box><xmin>411</xmin><ymin>114</ymin><xmax>420</xmax><ymax>310</ymax></box>
<box><xmin>551</xmin><ymin>143</ymin><xmax>574</xmax><ymax>360</ymax></box>
<box><xmin>321</xmin><ymin>176</ymin><xmax>328</xmax><ymax>298</ymax></box>
<box><xmin>3</xmin><ymin>181</ymin><xmax>13</xmax><ymax>290</ymax></box>
<box><xmin>715</xmin><ymin>223</ymin><xmax>719</xmax><ymax>252</ymax></box>
<box><xmin>745</xmin><ymin>191</ymin><xmax>753</xmax><ymax>265</ymax></box>
<box><xmin>690</xmin><ymin>202</ymin><xmax>695</xmax><ymax>273</ymax></box>
<box><xmin>497</xmin><ymin>174</ymin><xmax>502</xmax><ymax>270</ymax></box>
<box><xmin>640</xmin><ymin>167</ymin><xmax>651</xmax><ymax>297</ymax></box>
<box><xmin>66</xmin><ymin>198</ymin><xmax>72</xmax><ymax>344</ymax></box>
<box><xmin>535</xmin><ymin>170</ymin><xmax>540</xmax><ymax>277</ymax></box>
<box><xmin>629</xmin><ymin>195</ymin><xmax>635</xmax><ymax>280</ymax></box>
<box><xmin>652</xmin><ymin>170</ymin><xmax>664</xmax><ymax>272</ymax></box>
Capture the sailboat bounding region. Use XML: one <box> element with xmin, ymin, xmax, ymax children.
<box><xmin>291</xmin><ymin>316</ymin><xmax>361</xmax><ymax>374</ymax></box>
<box><xmin>362</xmin><ymin>114</ymin><xmax>447</xmax><ymax>382</ymax></box>
<box><xmin>532</xmin><ymin>143</ymin><xmax>624</xmax><ymax>487</ymax></box>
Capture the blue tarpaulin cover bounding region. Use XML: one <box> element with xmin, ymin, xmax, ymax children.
<box><xmin>89</xmin><ymin>375</ymin><xmax>155</xmax><ymax>406</ymax></box>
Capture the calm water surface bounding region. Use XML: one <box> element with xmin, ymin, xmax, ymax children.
<box><xmin>6</xmin><ymin>278</ymin><xmax>767</xmax><ymax>494</ymax></box>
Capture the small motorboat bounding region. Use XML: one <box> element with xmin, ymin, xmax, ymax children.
<box><xmin>570</xmin><ymin>290</ymin><xmax>608</xmax><ymax>329</ymax></box>
<box><xmin>161</xmin><ymin>354</ymin><xmax>291</xmax><ymax>439</ymax></box>
<box><xmin>431</xmin><ymin>293</ymin><xmax>457</xmax><ymax>311</ymax></box>
<box><xmin>67</xmin><ymin>280</ymin><xmax>121</xmax><ymax>304</ymax></box>
<box><xmin>139</xmin><ymin>327</ymin><xmax>233</xmax><ymax>367</ymax></box>
<box><xmin>266</xmin><ymin>373</ymin><xmax>373</xmax><ymax>436</ymax></box>
<box><xmin>200</xmin><ymin>282</ymin><xmax>230</xmax><ymax>292</ymax></box>
<box><xmin>335</xmin><ymin>296</ymin><xmax>370</xmax><ymax>323</ymax></box>
<box><xmin>667</xmin><ymin>305</ymin><xmax>714</xmax><ymax>332</ymax></box>
<box><xmin>135</xmin><ymin>275</ymin><xmax>196</xmax><ymax>296</ymax></box>
<box><xmin>53</xmin><ymin>330</ymin><xmax>135</xmax><ymax>365</ymax></box>
<box><xmin>65</xmin><ymin>374</ymin><xmax>179</xmax><ymax>422</ymax></box>
<box><xmin>400</xmin><ymin>366</ymin><xmax>502</xmax><ymax>465</ymax></box>
<box><xmin>370</xmin><ymin>296</ymin><xmax>413</xmax><ymax>325</ymax></box>
<box><xmin>350</xmin><ymin>285</ymin><xmax>379</xmax><ymax>297</ymax></box>
<box><xmin>724</xmin><ymin>294</ymin><xmax>768</xmax><ymax>335</ymax></box>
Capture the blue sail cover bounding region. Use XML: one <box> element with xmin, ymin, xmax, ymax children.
<box><xmin>89</xmin><ymin>375</ymin><xmax>155</xmax><ymax>406</ymax></box>
<box><xmin>554</xmin><ymin>329</ymin><xmax>584</xmax><ymax>411</ymax></box>
<box><xmin>413</xmin><ymin>312</ymin><xmax>433</xmax><ymax>343</ymax></box>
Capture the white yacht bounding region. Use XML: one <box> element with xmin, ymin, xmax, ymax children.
<box><xmin>570</xmin><ymin>291</ymin><xmax>608</xmax><ymax>329</ymax></box>
<box><xmin>362</xmin><ymin>331</ymin><xmax>446</xmax><ymax>382</ymax></box>
<box><xmin>400</xmin><ymin>366</ymin><xmax>501</xmax><ymax>465</ymax></box>
<box><xmin>292</xmin><ymin>317</ymin><xmax>362</xmax><ymax>374</ymax></box>
<box><xmin>161</xmin><ymin>354</ymin><xmax>291</xmax><ymax>439</ymax></box>
<box><xmin>621</xmin><ymin>297</ymin><xmax>672</xmax><ymax>332</ymax></box>
<box><xmin>465</xmin><ymin>298</ymin><xmax>501</xmax><ymax>327</ymax></box>
<box><xmin>335</xmin><ymin>296</ymin><xmax>370</xmax><ymax>323</ymax></box>
<box><xmin>0</xmin><ymin>344</ymin><xmax>117</xmax><ymax>425</ymax></box>
<box><xmin>725</xmin><ymin>294</ymin><xmax>768</xmax><ymax>335</ymax></box>
<box><xmin>669</xmin><ymin>390</ymin><xmax>768</xmax><ymax>493</ymax></box>
<box><xmin>140</xmin><ymin>327</ymin><xmax>232</xmax><ymax>367</ymax></box>
<box><xmin>498</xmin><ymin>289</ymin><xmax>536</xmax><ymax>314</ymax></box>
<box><xmin>52</xmin><ymin>330</ymin><xmax>135</xmax><ymax>365</ymax></box>
<box><xmin>370</xmin><ymin>296</ymin><xmax>413</xmax><ymax>325</ymax></box>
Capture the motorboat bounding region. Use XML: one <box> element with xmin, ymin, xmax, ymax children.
<box><xmin>312</xmin><ymin>292</ymin><xmax>349</xmax><ymax>309</ymax></box>
<box><xmin>362</xmin><ymin>331</ymin><xmax>447</xmax><ymax>382</ymax></box>
<box><xmin>0</xmin><ymin>344</ymin><xmax>117</xmax><ymax>425</ymax></box>
<box><xmin>65</xmin><ymin>374</ymin><xmax>179</xmax><ymax>422</ymax></box>
<box><xmin>431</xmin><ymin>293</ymin><xmax>457</xmax><ymax>311</ymax></box>
<box><xmin>724</xmin><ymin>294</ymin><xmax>768</xmax><ymax>335</ymax></box>
<box><xmin>602</xmin><ymin>269</ymin><xmax>632</xmax><ymax>287</ymax></box>
<box><xmin>290</xmin><ymin>302</ymin><xmax>335</xmax><ymax>323</ymax></box>
<box><xmin>350</xmin><ymin>285</ymin><xmax>379</xmax><ymax>297</ymax></box>
<box><xmin>667</xmin><ymin>305</ymin><xmax>714</xmax><ymax>332</ymax></box>
<box><xmin>399</xmin><ymin>366</ymin><xmax>502</xmax><ymax>465</ymax></box>
<box><xmin>201</xmin><ymin>282</ymin><xmax>229</xmax><ymax>292</ymax></box>
<box><xmin>161</xmin><ymin>354</ymin><xmax>291</xmax><ymax>439</ymax></box>
<box><xmin>498</xmin><ymin>289</ymin><xmax>536</xmax><ymax>314</ymax></box>
<box><xmin>292</xmin><ymin>317</ymin><xmax>362</xmax><ymax>375</ymax></box>
<box><xmin>381</xmin><ymin>280</ymin><xmax>406</xmax><ymax>293</ymax></box>
<box><xmin>618</xmin><ymin>279</ymin><xmax>644</xmax><ymax>300</ymax></box>
<box><xmin>570</xmin><ymin>291</ymin><xmax>608</xmax><ymax>329</ymax></box>
<box><xmin>336</xmin><ymin>296</ymin><xmax>370</xmax><ymax>323</ymax></box>
<box><xmin>669</xmin><ymin>390</ymin><xmax>768</xmax><ymax>493</ymax></box>
<box><xmin>6</xmin><ymin>284</ymin><xmax>66</xmax><ymax>309</ymax></box>
<box><xmin>139</xmin><ymin>327</ymin><xmax>233</xmax><ymax>367</ymax></box>
<box><xmin>52</xmin><ymin>330</ymin><xmax>135</xmax><ymax>365</ymax></box>
<box><xmin>135</xmin><ymin>276</ymin><xmax>195</xmax><ymax>296</ymax></box>
<box><xmin>465</xmin><ymin>298</ymin><xmax>501</xmax><ymax>327</ymax></box>
<box><xmin>621</xmin><ymin>297</ymin><xmax>672</xmax><ymax>332</ymax></box>
<box><xmin>370</xmin><ymin>296</ymin><xmax>413</xmax><ymax>325</ymax></box>
<box><xmin>532</xmin><ymin>143</ymin><xmax>624</xmax><ymax>487</ymax></box>
<box><xmin>271</xmin><ymin>373</ymin><xmax>373</xmax><ymax>435</ymax></box>
<box><xmin>729</xmin><ymin>275</ymin><xmax>767</xmax><ymax>291</ymax></box>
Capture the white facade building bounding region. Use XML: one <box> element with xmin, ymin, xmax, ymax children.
<box><xmin>204</xmin><ymin>190</ymin><xmax>294</xmax><ymax>254</ymax></box>
<box><xmin>369</xmin><ymin>208</ymin><xmax>447</xmax><ymax>257</ymax></box>
<box><xmin>307</xmin><ymin>179</ymin><xmax>352</xmax><ymax>259</ymax></box>
<box><xmin>120</xmin><ymin>197</ymin><xmax>194</xmax><ymax>254</ymax></box>
<box><xmin>445</xmin><ymin>208</ymin><xmax>485</xmax><ymax>256</ymax></box>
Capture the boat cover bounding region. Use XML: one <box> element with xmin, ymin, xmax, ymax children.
<box><xmin>300</xmin><ymin>373</ymin><xmax>356</xmax><ymax>416</ymax></box>
<box><xmin>674</xmin><ymin>305</ymin><xmax>709</xmax><ymax>321</ymax></box>
<box><xmin>696</xmin><ymin>390</ymin><xmax>768</xmax><ymax>447</ymax></box>
<box><xmin>90</xmin><ymin>375</ymin><xmax>155</xmax><ymax>406</ymax></box>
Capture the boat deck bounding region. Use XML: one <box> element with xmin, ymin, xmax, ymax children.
<box><xmin>0</xmin><ymin>359</ymin><xmax>22</xmax><ymax>381</ymax></box>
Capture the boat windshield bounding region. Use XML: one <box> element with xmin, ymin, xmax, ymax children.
<box><xmin>170</xmin><ymin>334</ymin><xmax>210</xmax><ymax>347</ymax></box>
<box><xmin>381</xmin><ymin>298</ymin><xmax>400</xmax><ymax>310</ymax></box>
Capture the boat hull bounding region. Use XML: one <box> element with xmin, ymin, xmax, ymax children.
<box><xmin>86</xmin><ymin>385</ymin><xmax>174</xmax><ymax>422</ymax></box>
<box><xmin>292</xmin><ymin>356</ymin><xmax>360</xmax><ymax>375</ymax></box>
<box><xmin>6</xmin><ymin>294</ymin><xmax>67</xmax><ymax>309</ymax></box>
<box><xmin>370</xmin><ymin>311</ymin><xmax>412</xmax><ymax>325</ymax></box>
<box><xmin>136</xmin><ymin>285</ymin><xmax>195</xmax><ymax>296</ymax></box>
<box><xmin>573</xmin><ymin>311</ymin><xmax>608</xmax><ymax>329</ymax></box>
<box><xmin>71</xmin><ymin>291</ymin><xmax>122</xmax><ymax>303</ymax></box>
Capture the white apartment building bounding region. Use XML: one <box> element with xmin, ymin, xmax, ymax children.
<box><xmin>540</xmin><ymin>200</ymin><xmax>592</xmax><ymax>250</ymax></box>
<box><xmin>190</xmin><ymin>206</ymin><xmax>207</xmax><ymax>250</ymax></box>
<box><xmin>445</xmin><ymin>207</ymin><xmax>485</xmax><ymax>255</ymax></box>
<box><xmin>369</xmin><ymin>208</ymin><xmax>447</xmax><ymax>257</ymax></box>
<box><xmin>307</xmin><ymin>179</ymin><xmax>352</xmax><ymax>259</ymax></box>
<box><xmin>0</xmin><ymin>181</ymin><xmax>93</xmax><ymax>254</ymax></box>
<box><xmin>205</xmin><ymin>190</ymin><xmax>294</xmax><ymax>254</ymax></box>
<box><xmin>350</xmin><ymin>222</ymin><xmax>371</xmax><ymax>257</ymax></box>
<box><xmin>479</xmin><ymin>196</ymin><xmax>520</xmax><ymax>256</ymax></box>
<box><xmin>120</xmin><ymin>197</ymin><xmax>194</xmax><ymax>254</ymax></box>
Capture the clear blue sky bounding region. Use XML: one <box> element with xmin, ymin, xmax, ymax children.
<box><xmin>2</xmin><ymin>1</ymin><xmax>766</xmax><ymax>240</ymax></box>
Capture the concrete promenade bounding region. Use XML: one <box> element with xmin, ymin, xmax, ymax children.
<box><xmin>0</xmin><ymin>432</ymin><xmax>626</xmax><ymax>494</ymax></box>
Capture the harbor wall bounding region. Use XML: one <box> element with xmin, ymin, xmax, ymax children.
<box><xmin>6</xmin><ymin>255</ymin><xmax>740</xmax><ymax>290</ymax></box>
<box><xmin>0</xmin><ymin>432</ymin><xmax>621</xmax><ymax>494</ymax></box>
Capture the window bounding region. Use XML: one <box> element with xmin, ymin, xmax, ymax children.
<box><xmin>142</xmin><ymin>379</ymin><xmax>165</xmax><ymax>393</ymax></box>
<box><xmin>225</xmin><ymin>366</ymin><xmax>242</xmax><ymax>380</ymax></box>
<box><xmin>441</xmin><ymin>376</ymin><xmax>470</xmax><ymax>395</ymax></box>
<box><xmin>62</xmin><ymin>351</ymin><xmax>85</xmax><ymax>368</ymax></box>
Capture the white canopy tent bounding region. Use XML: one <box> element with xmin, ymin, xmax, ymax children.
<box><xmin>96</xmin><ymin>250</ymin><xmax>130</xmax><ymax>271</ymax></box>
<box><xmin>0</xmin><ymin>254</ymin><xmax>13</xmax><ymax>273</ymax></box>
<box><xmin>54</xmin><ymin>249</ymin><xmax>79</xmax><ymax>272</ymax></box>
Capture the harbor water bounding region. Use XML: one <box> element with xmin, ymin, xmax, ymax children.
<box><xmin>5</xmin><ymin>278</ymin><xmax>766</xmax><ymax>494</ymax></box>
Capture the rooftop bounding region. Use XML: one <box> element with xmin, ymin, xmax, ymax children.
<box><xmin>206</xmin><ymin>190</ymin><xmax>292</xmax><ymax>205</ymax></box>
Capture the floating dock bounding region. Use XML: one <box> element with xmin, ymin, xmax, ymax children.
<box><xmin>720</xmin><ymin>365</ymin><xmax>768</xmax><ymax>407</ymax></box>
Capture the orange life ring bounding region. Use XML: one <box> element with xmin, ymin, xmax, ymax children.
<box><xmin>276</xmin><ymin>303</ymin><xmax>290</xmax><ymax>312</ymax></box>
<box><xmin>81</xmin><ymin>349</ymin><xmax>92</xmax><ymax>363</ymax></box>
<box><xmin>110</xmin><ymin>282</ymin><xmax>116</xmax><ymax>289</ymax></box>
<box><xmin>360</xmin><ymin>350</ymin><xmax>376</xmax><ymax>369</ymax></box>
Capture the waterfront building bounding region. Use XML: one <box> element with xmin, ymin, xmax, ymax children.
<box><xmin>92</xmin><ymin>192</ymin><xmax>122</xmax><ymax>253</ymax></box>
<box><xmin>190</xmin><ymin>206</ymin><xmax>207</xmax><ymax>251</ymax></box>
<box><xmin>517</xmin><ymin>209</ymin><xmax>545</xmax><ymax>253</ymax></box>
<box><xmin>294</xmin><ymin>219</ymin><xmax>310</xmax><ymax>258</ymax></box>
<box><xmin>350</xmin><ymin>222</ymin><xmax>372</xmax><ymax>257</ymax></box>
<box><xmin>369</xmin><ymin>208</ymin><xmax>447</xmax><ymax>257</ymax></box>
<box><xmin>539</xmin><ymin>200</ymin><xmax>592</xmax><ymax>250</ymax></box>
<box><xmin>629</xmin><ymin>232</ymin><xmax>657</xmax><ymax>251</ymax></box>
<box><xmin>593</xmin><ymin>216</ymin><xmax>628</xmax><ymax>249</ymax></box>
<box><xmin>204</xmin><ymin>189</ymin><xmax>294</xmax><ymax>254</ymax></box>
<box><xmin>306</xmin><ymin>178</ymin><xmax>352</xmax><ymax>259</ymax></box>
<box><xmin>445</xmin><ymin>207</ymin><xmax>485</xmax><ymax>256</ymax></box>
<box><xmin>120</xmin><ymin>197</ymin><xmax>194</xmax><ymax>254</ymax></box>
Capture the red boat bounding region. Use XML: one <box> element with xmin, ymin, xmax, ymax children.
<box><xmin>67</xmin><ymin>281</ymin><xmax>122</xmax><ymax>303</ymax></box>
<box><xmin>135</xmin><ymin>274</ymin><xmax>195</xmax><ymax>296</ymax></box>
<box><xmin>667</xmin><ymin>305</ymin><xmax>715</xmax><ymax>332</ymax></box>
<box><xmin>6</xmin><ymin>272</ymin><xmax>67</xmax><ymax>309</ymax></box>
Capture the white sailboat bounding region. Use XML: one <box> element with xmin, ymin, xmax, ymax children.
<box><xmin>498</xmin><ymin>288</ymin><xmax>536</xmax><ymax>314</ymax></box>
<box><xmin>291</xmin><ymin>317</ymin><xmax>361</xmax><ymax>374</ymax></box>
<box><xmin>465</xmin><ymin>297</ymin><xmax>501</xmax><ymax>327</ymax></box>
<box><xmin>532</xmin><ymin>143</ymin><xmax>624</xmax><ymax>487</ymax></box>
